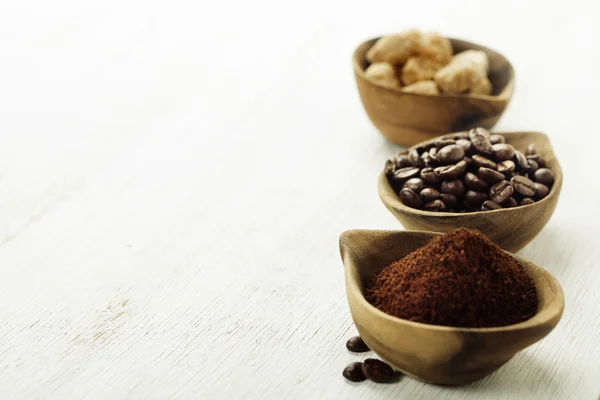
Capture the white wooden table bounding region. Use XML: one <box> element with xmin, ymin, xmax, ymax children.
<box><xmin>0</xmin><ymin>1</ymin><xmax>598</xmax><ymax>399</ymax></box>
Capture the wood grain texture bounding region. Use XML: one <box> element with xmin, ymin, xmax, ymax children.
<box><xmin>0</xmin><ymin>1</ymin><xmax>598</xmax><ymax>399</ymax></box>
<box><xmin>340</xmin><ymin>230</ymin><xmax>564</xmax><ymax>385</ymax></box>
<box><xmin>378</xmin><ymin>131</ymin><xmax>562</xmax><ymax>252</ymax></box>
<box><xmin>354</xmin><ymin>38</ymin><xmax>514</xmax><ymax>146</ymax></box>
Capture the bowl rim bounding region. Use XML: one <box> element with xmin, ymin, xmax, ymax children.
<box><xmin>340</xmin><ymin>229</ymin><xmax>565</xmax><ymax>334</ymax></box>
<box><xmin>353</xmin><ymin>36</ymin><xmax>515</xmax><ymax>101</ymax></box>
<box><xmin>378</xmin><ymin>131</ymin><xmax>563</xmax><ymax>218</ymax></box>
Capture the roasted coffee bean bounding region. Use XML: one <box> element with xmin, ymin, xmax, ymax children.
<box><xmin>424</xmin><ymin>199</ymin><xmax>447</xmax><ymax>211</ymax></box>
<box><xmin>441</xmin><ymin>179</ymin><xmax>466</xmax><ymax>197</ymax></box>
<box><xmin>526</xmin><ymin>143</ymin><xmax>536</xmax><ymax>156</ymax></box>
<box><xmin>465</xmin><ymin>190</ymin><xmax>489</xmax><ymax>206</ymax></box>
<box><xmin>393</xmin><ymin>167</ymin><xmax>420</xmax><ymax>182</ymax></box>
<box><xmin>534</xmin><ymin>182</ymin><xmax>550</xmax><ymax>199</ymax></box>
<box><xmin>472</xmin><ymin>154</ymin><xmax>497</xmax><ymax>169</ymax></box>
<box><xmin>527</xmin><ymin>154</ymin><xmax>546</xmax><ymax>167</ymax></box>
<box><xmin>437</xmin><ymin>145</ymin><xmax>465</xmax><ymax>164</ymax></box>
<box><xmin>362</xmin><ymin>359</ymin><xmax>395</xmax><ymax>383</ymax></box>
<box><xmin>395</xmin><ymin>153</ymin><xmax>412</xmax><ymax>168</ymax></box>
<box><xmin>343</xmin><ymin>362</ymin><xmax>366</xmax><ymax>382</ymax></box>
<box><xmin>441</xmin><ymin>193</ymin><xmax>458</xmax><ymax>209</ymax></box>
<box><xmin>399</xmin><ymin>188</ymin><xmax>423</xmax><ymax>209</ymax></box>
<box><xmin>346</xmin><ymin>336</ymin><xmax>370</xmax><ymax>352</ymax></box>
<box><xmin>514</xmin><ymin>150</ymin><xmax>529</xmax><ymax>170</ymax></box>
<box><xmin>434</xmin><ymin>160</ymin><xmax>467</xmax><ymax>180</ymax></box>
<box><xmin>497</xmin><ymin>160</ymin><xmax>515</xmax><ymax>174</ymax></box>
<box><xmin>420</xmin><ymin>167</ymin><xmax>441</xmax><ymax>184</ymax></box>
<box><xmin>469</xmin><ymin>127</ymin><xmax>493</xmax><ymax>154</ymax></box>
<box><xmin>429</xmin><ymin>147</ymin><xmax>438</xmax><ymax>160</ymax></box>
<box><xmin>490</xmin><ymin>134</ymin><xmax>506</xmax><ymax>145</ymax></box>
<box><xmin>408</xmin><ymin>149</ymin><xmax>420</xmax><ymax>166</ymax></box>
<box><xmin>482</xmin><ymin>200</ymin><xmax>503</xmax><ymax>210</ymax></box>
<box><xmin>453</xmin><ymin>132</ymin><xmax>470</xmax><ymax>140</ymax></box>
<box><xmin>492</xmin><ymin>143</ymin><xmax>516</xmax><ymax>161</ymax></box>
<box><xmin>463</xmin><ymin>156</ymin><xmax>473</xmax><ymax>166</ymax></box>
<box><xmin>511</xmin><ymin>175</ymin><xmax>536</xmax><ymax>197</ymax></box>
<box><xmin>420</xmin><ymin>188</ymin><xmax>441</xmax><ymax>202</ymax></box>
<box><xmin>385</xmin><ymin>159</ymin><xmax>396</xmax><ymax>176</ymax></box>
<box><xmin>403</xmin><ymin>178</ymin><xmax>425</xmax><ymax>193</ymax></box>
<box><xmin>489</xmin><ymin>180</ymin><xmax>514</xmax><ymax>204</ymax></box>
<box><xmin>420</xmin><ymin>152</ymin><xmax>434</xmax><ymax>167</ymax></box>
<box><xmin>478</xmin><ymin>167</ymin><xmax>505</xmax><ymax>184</ymax></box>
<box><xmin>505</xmin><ymin>197</ymin><xmax>518</xmax><ymax>207</ymax></box>
<box><xmin>455</xmin><ymin>139</ymin><xmax>472</xmax><ymax>152</ymax></box>
<box><xmin>527</xmin><ymin>159</ymin><xmax>539</xmax><ymax>172</ymax></box>
<box><xmin>464</xmin><ymin>172</ymin><xmax>489</xmax><ymax>191</ymax></box>
<box><xmin>533</xmin><ymin>168</ymin><xmax>555</xmax><ymax>186</ymax></box>
<box><xmin>434</xmin><ymin>138</ymin><xmax>456</xmax><ymax>149</ymax></box>
<box><xmin>520</xmin><ymin>197</ymin><xmax>535</xmax><ymax>206</ymax></box>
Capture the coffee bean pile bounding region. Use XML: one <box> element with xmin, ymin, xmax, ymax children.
<box><xmin>343</xmin><ymin>336</ymin><xmax>400</xmax><ymax>384</ymax></box>
<box><xmin>384</xmin><ymin>128</ymin><xmax>555</xmax><ymax>212</ymax></box>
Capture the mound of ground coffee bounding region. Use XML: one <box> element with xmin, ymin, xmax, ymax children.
<box><xmin>364</xmin><ymin>228</ymin><xmax>538</xmax><ymax>328</ymax></box>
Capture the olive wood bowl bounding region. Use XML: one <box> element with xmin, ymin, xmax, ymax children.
<box><xmin>339</xmin><ymin>229</ymin><xmax>564</xmax><ymax>385</ymax></box>
<box><xmin>353</xmin><ymin>37</ymin><xmax>514</xmax><ymax>146</ymax></box>
<box><xmin>378</xmin><ymin>131</ymin><xmax>562</xmax><ymax>253</ymax></box>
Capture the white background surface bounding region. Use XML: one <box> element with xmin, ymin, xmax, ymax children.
<box><xmin>0</xmin><ymin>1</ymin><xmax>598</xmax><ymax>399</ymax></box>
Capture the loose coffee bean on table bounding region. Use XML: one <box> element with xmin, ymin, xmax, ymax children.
<box><xmin>362</xmin><ymin>359</ymin><xmax>395</xmax><ymax>383</ymax></box>
<box><xmin>346</xmin><ymin>336</ymin><xmax>370</xmax><ymax>353</ymax></box>
<box><xmin>343</xmin><ymin>362</ymin><xmax>366</xmax><ymax>382</ymax></box>
<box><xmin>385</xmin><ymin>128</ymin><xmax>555</xmax><ymax>213</ymax></box>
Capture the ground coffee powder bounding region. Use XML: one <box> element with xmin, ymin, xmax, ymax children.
<box><xmin>364</xmin><ymin>228</ymin><xmax>538</xmax><ymax>328</ymax></box>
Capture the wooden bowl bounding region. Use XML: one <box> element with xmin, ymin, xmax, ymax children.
<box><xmin>378</xmin><ymin>131</ymin><xmax>562</xmax><ymax>253</ymax></box>
<box><xmin>353</xmin><ymin>37</ymin><xmax>514</xmax><ymax>146</ymax></box>
<box><xmin>339</xmin><ymin>229</ymin><xmax>564</xmax><ymax>385</ymax></box>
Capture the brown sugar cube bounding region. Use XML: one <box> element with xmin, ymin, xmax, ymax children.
<box><xmin>471</xmin><ymin>76</ymin><xmax>493</xmax><ymax>95</ymax></box>
<box><xmin>402</xmin><ymin>80</ymin><xmax>439</xmax><ymax>95</ymax></box>
<box><xmin>364</xmin><ymin>62</ymin><xmax>401</xmax><ymax>88</ymax></box>
<box><xmin>417</xmin><ymin>32</ymin><xmax>453</xmax><ymax>64</ymax></box>
<box><xmin>453</xmin><ymin>50</ymin><xmax>489</xmax><ymax>71</ymax></box>
<box><xmin>401</xmin><ymin>56</ymin><xmax>445</xmax><ymax>85</ymax></box>
<box><xmin>366</xmin><ymin>29</ymin><xmax>424</xmax><ymax>65</ymax></box>
<box><xmin>434</xmin><ymin>50</ymin><xmax>489</xmax><ymax>93</ymax></box>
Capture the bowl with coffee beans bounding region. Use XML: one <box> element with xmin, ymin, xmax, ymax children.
<box><xmin>378</xmin><ymin>128</ymin><xmax>562</xmax><ymax>252</ymax></box>
<box><xmin>353</xmin><ymin>29</ymin><xmax>514</xmax><ymax>146</ymax></box>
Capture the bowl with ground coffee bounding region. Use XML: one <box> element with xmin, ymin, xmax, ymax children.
<box><xmin>378</xmin><ymin>129</ymin><xmax>562</xmax><ymax>252</ymax></box>
<box><xmin>339</xmin><ymin>228</ymin><xmax>564</xmax><ymax>385</ymax></box>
